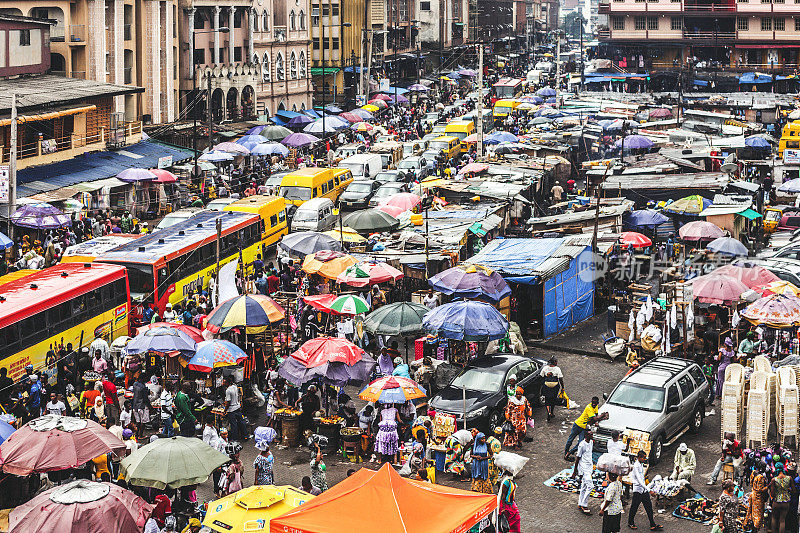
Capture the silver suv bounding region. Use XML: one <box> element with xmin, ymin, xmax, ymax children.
<box><xmin>595</xmin><ymin>357</ymin><xmax>708</xmax><ymax>464</ymax></box>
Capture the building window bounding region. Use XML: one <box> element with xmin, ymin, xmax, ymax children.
<box><xmin>276</xmin><ymin>53</ymin><xmax>285</xmax><ymax>80</ymax></box>
<box><xmin>234</xmin><ymin>46</ymin><xmax>242</xmax><ymax>61</ymax></box>
<box><xmin>671</xmin><ymin>0</ymin><xmax>680</xmax><ymax>4</ymax></box>
<box><xmin>796</xmin><ymin>17</ymin><xmax>800</xmax><ymax>30</ymax></box>
<box><xmin>671</xmin><ymin>16</ymin><xmax>682</xmax><ymax>30</ymax></box>
<box><xmin>19</xmin><ymin>29</ymin><xmax>30</xmax><ymax>46</ymax></box>
<box><xmin>299</xmin><ymin>51</ymin><xmax>307</xmax><ymax>77</ymax></box>
<box><xmin>776</xmin><ymin>16</ymin><xmax>785</xmax><ymax>29</ymax></box>
<box><xmin>761</xmin><ymin>16</ymin><xmax>772</xmax><ymax>30</ymax></box>
<box><xmin>263</xmin><ymin>11</ymin><xmax>269</xmax><ymax>31</ymax></box>
<box><xmin>299</xmin><ymin>10</ymin><xmax>306</xmax><ymax>29</ymax></box>
<box><xmin>254</xmin><ymin>14</ymin><xmax>260</xmax><ymax>31</ymax></box>
<box><xmin>332</xmin><ymin>4</ymin><xmax>340</xmax><ymax>16</ymax></box>
<box><xmin>233</xmin><ymin>9</ymin><xmax>243</xmax><ymax>27</ymax></box>
<box><xmin>195</xmin><ymin>13</ymin><xmax>205</xmax><ymax>29</ymax></box>
<box><xmin>612</xmin><ymin>16</ymin><xmax>625</xmax><ymax>30</ymax></box>
<box><xmin>634</xmin><ymin>16</ymin><xmax>646</xmax><ymax>30</ymax></box>
<box><xmin>290</xmin><ymin>10</ymin><xmax>296</xmax><ymax>30</ymax></box>
<box><xmin>737</xmin><ymin>17</ymin><xmax>749</xmax><ymax>30</ymax></box>
<box><xmin>647</xmin><ymin>16</ymin><xmax>658</xmax><ymax>29</ymax></box>
<box><xmin>290</xmin><ymin>52</ymin><xmax>297</xmax><ymax>78</ymax></box>
<box><xmin>421</xmin><ymin>1</ymin><xmax>431</xmax><ymax>9</ymax></box>
<box><xmin>322</xmin><ymin>4</ymin><xmax>330</xmax><ymax>16</ymax></box>
<box><xmin>313</xmin><ymin>39</ymin><xmax>320</xmax><ymax>49</ymax></box>
<box><xmin>761</xmin><ymin>0</ymin><xmax>770</xmax><ymax>4</ymax></box>
<box><xmin>263</xmin><ymin>53</ymin><xmax>271</xmax><ymax>81</ymax></box>
<box><xmin>193</xmin><ymin>49</ymin><xmax>205</xmax><ymax>64</ymax></box>
<box><xmin>776</xmin><ymin>0</ymin><xmax>785</xmax><ymax>4</ymax></box>
<box><xmin>332</xmin><ymin>37</ymin><xmax>339</xmax><ymax>49</ymax></box>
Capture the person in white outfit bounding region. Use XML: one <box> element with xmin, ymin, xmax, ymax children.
<box><xmin>572</xmin><ymin>429</ymin><xmax>594</xmax><ymax>514</ymax></box>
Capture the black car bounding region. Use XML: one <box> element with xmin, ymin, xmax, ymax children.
<box><xmin>339</xmin><ymin>180</ymin><xmax>381</xmax><ymax>209</ymax></box>
<box><xmin>429</xmin><ymin>355</ymin><xmax>547</xmax><ymax>432</ymax></box>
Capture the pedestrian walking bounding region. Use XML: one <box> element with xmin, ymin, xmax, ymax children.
<box><xmin>628</xmin><ymin>450</ymin><xmax>662</xmax><ymax>530</ymax></box>
<box><xmin>600</xmin><ymin>472</ymin><xmax>623</xmax><ymax>533</ymax></box>
<box><xmin>572</xmin><ymin>429</ymin><xmax>594</xmax><ymax>515</ymax></box>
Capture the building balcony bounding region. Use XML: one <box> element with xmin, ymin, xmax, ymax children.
<box><xmin>51</xmin><ymin>25</ymin><xmax>65</xmax><ymax>42</ymax></box>
<box><xmin>684</xmin><ymin>3</ymin><xmax>736</xmax><ymax>12</ymax></box>
<box><xmin>70</xmin><ymin>70</ymin><xmax>87</xmax><ymax>79</ymax></box>
<box><xmin>70</xmin><ymin>25</ymin><xmax>86</xmax><ymax>44</ymax></box>
<box><xmin>683</xmin><ymin>30</ymin><xmax>736</xmax><ymax>41</ymax></box>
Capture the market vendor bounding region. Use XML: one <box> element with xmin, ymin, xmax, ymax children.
<box><xmin>295</xmin><ymin>386</ymin><xmax>321</xmax><ymax>433</ymax></box>
<box><xmin>738</xmin><ymin>331</ymin><xmax>756</xmax><ymax>359</ymax></box>
<box><xmin>707</xmin><ymin>432</ymin><xmax>743</xmax><ymax>485</ymax></box>
<box><xmin>669</xmin><ymin>443</ymin><xmax>696</xmax><ymax>481</ymax></box>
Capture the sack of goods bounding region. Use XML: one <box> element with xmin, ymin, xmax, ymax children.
<box><xmin>596</xmin><ymin>452</ymin><xmax>632</xmax><ymax>475</ymax></box>
<box><xmin>493</xmin><ymin>451</ymin><xmax>529</xmax><ymax>477</ymax></box>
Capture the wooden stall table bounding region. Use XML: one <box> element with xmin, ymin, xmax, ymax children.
<box><xmin>275</xmin><ymin>409</ymin><xmax>302</xmax><ymax>447</ymax></box>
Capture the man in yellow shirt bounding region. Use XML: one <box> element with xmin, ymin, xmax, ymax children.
<box><xmin>564</xmin><ymin>396</ymin><xmax>608</xmax><ymax>459</ymax></box>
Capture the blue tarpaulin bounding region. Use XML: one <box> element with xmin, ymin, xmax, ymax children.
<box><xmin>468</xmin><ymin>238</ymin><xmax>595</xmax><ymax>338</ymax></box>
<box><xmin>693</xmin><ymin>79</ymin><xmax>709</xmax><ymax>87</ymax></box>
<box><xmin>739</xmin><ymin>72</ymin><xmax>773</xmax><ymax>84</ymax></box>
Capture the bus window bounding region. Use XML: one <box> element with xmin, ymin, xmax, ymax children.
<box><xmin>328</xmin><ymin>180</ymin><xmax>334</xmax><ymax>192</ymax></box>
<box><xmin>334</xmin><ymin>175</ymin><xmax>340</xmax><ymax>185</ymax></box>
<box><xmin>279</xmin><ymin>210</ymin><xmax>286</xmax><ymax>223</ymax></box>
<box><xmin>270</xmin><ymin>214</ymin><xmax>278</xmax><ymax>227</ymax></box>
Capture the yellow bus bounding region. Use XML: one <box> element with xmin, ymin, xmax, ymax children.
<box><xmin>224</xmin><ymin>195</ymin><xmax>288</xmax><ymax>251</ymax></box>
<box><xmin>0</xmin><ymin>263</ymin><xmax>130</xmax><ymax>379</ymax></box>
<box><xmin>61</xmin><ymin>234</ymin><xmax>141</xmax><ymax>263</ymax></box>
<box><xmin>96</xmin><ymin>210</ymin><xmax>264</xmax><ymax>315</ymax></box>
<box><xmin>445</xmin><ymin>120</ymin><xmax>476</xmax><ymax>151</ymax></box>
<box><xmin>493</xmin><ymin>99</ymin><xmax>520</xmax><ymax>121</ymax></box>
<box><xmin>780</xmin><ymin>121</ymin><xmax>800</xmax><ymax>160</ymax></box>
<box><xmin>428</xmin><ymin>136</ymin><xmax>462</xmax><ymax>160</ymax></box>
<box><xmin>278</xmin><ymin>167</ymin><xmax>354</xmax><ymax>207</ymax></box>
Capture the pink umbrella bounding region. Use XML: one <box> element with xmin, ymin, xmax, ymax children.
<box><xmin>148</xmin><ymin>168</ymin><xmax>178</xmax><ymax>183</ymax></box>
<box><xmin>382</xmin><ymin>192</ymin><xmax>421</xmax><ymax>211</ymax></box>
<box><xmin>367</xmin><ymin>99</ymin><xmax>389</xmax><ymax>109</ymax></box>
<box><xmin>691</xmin><ymin>274</ymin><xmax>749</xmax><ymax>304</ymax></box>
<box><xmin>0</xmin><ymin>415</ymin><xmax>126</xmax><ymax>476</ymax></box>
<box><xmin>10</xmin><ymin>479</ymin><xmax>153</xmax><ymax>532</ymax></box>
<box><xmin>458</xmin><ymin>162</ymin><xmax>489</xmax><ymax>175</ymax></box>
<box><xmin>463</xmin><ymin>133</ymin><xmax>479</xmax><ymax>144</ymax></box>
<box><xmin>711</xmin><ymin>264</ymin><xmax>780</xmax><ymax>289</ymax></box>
<box><xmin>678</xmin><ymin>220</ymin><xmax>725</xmax><ymax>241</ymax></box>
<box><xmin>339</xmin><ymin>112</ymin><xmax>363</xmax><ymax>123</ymax></box>
<box><xmin>742</xmin><ymin>293</ymin><xmax>800</xmax><ymax>327</ymax></box>
<box><xmin>213</xmin><ymin>141</ymin><xmax>250</xmax><ymax>155</ymax></box>
<box><xmin>372</xmin><ymin>94</ymin><xmax>393</xmax><ymax>101</ymax></box>
<box><xmin>375</xmin><ymin>204</ymin><xmax>405</xmax><ymax>217</ymax></box>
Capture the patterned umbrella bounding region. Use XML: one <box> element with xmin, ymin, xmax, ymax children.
<box><xmin>116</xmin><ymin>168</ymin><xmax>157</xmax><ymax>182</ymax></box>
<box><xmin>382</xmin><ymin>192</ymin><xmax>421</xmax><ymax>211</ymax></box>
<box><xmin>679</xmin><ymin>220</ymin><xmax>725</xmax><ymax>241</ymax></box>
<box><xmin>282</xmin><ymin>132</ymin><xmax>320</xmax><ymax>148</ymax></box>
<box><xmin>336</xmin><ymin>262</ymin><xmax>404</xmax><ymax>287</ymax></box>
<box><xmin>742</xmin><ymin>293</ymin><xmax>800</xmax><ymax>328</ymax></box>
<box><xmin>428</xmin><ymin>264</ymin><xmax>511</xmax><ymax>303</ymax></box>
<box><xmin>422</xmin><ymin>300</ymin><xmax>510</xmax><ymax>341</ymax></box>
<box><xmin>619</xmin><ymin>231</ymin><xmax>652</xmax><ymax>248</ymax></box>
<box><xmin>363</xmin><ymin>302</ymin><xmax>429</xmax><ymax>336</ymax></box>
<box><xmin>214</xmin><ymin>142</ymin><xmax>250</xmax><ymax>155</ymax></box>
<box><xmin>122</xmin><ymin>326</ymin><xmax>197</xmax><ymax>356</ymax></box>
<box><xmin>691</xmin><ymin>274</ymin><xmax>749</xmax><ymax>304</ymax></box>
<box><xmin>352</xmin><ymin>122</ymin><xmax>374</xmax><ymax>132</ymax></box>
<box><xmin>663</xmin><ymin>195</ymin><xmax>712</xmax><ymax>215</ymax></box>
<box><xmin>184</xmin><ymin>340</ymin><xmax>248</xmax><ymax>372</ymax></box>
<box><xmin>11</xmin><ymin>203</ymin><xmax>71</xmax><ymax>229</ymax></box>
<box><xmin>758</xmin><ymin>280</ymin><xmax>800</xmax><ymax>297</ymax></box>
<box><xmin>279</xmin><ymin>337</ymin><xmax>375</xmax><ymax>386</ymax></box>
<box><xmin>302</xmin><ymin>250</ymin><xmax>357</xmax><ymax>279</ymax></box>
<box><xmin>206</xmin><ymin>294</ymin><xmax>286</xmax><ymax>332</ymax></box>
<box><xmin>329</xmin><ymin>295</ymin><xmax>370</xmax><ymax>315</ymax></box>
<box><xmin>359</xmin><ymin>376</ymin><xmax>426</xmax><ymax>404</ymax></box>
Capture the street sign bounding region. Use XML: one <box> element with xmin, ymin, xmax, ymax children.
<box><xmin>785</xmin><ymin>149</ymin><xmax>800</xmax><ymax>165</ymax></box>
<box><xmin>356</xmin><ymin>95</ymin><xmax>366</xmax><ymax>106</ymax></box>
<box><xmin>379</xmin><ymin>78</ymin><xmax>390</xmax><ymax>92</ymax></box>
<box><xmin>0</xmin><ymin>165</ymin><xmax>9</xmax><ymax>202</ymax></box>
<box><xmin>157</xmin><ymin>156</ymin><xmax>173</xmax><ymax>169</ymax></box>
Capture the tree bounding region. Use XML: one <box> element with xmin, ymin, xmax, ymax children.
<box><xmin>565</xmin><ymin>11</ymin><xmax>587</xmax><ymax>40</ymax></box>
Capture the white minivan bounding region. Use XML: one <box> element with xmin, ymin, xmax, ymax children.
<box><xmin>291</xmin><ymin>197</ymin><xmax>337</xmax><ymax>232</ymax></box>
<box><xmin>338</xmin><ymin>153</ymin><xmax>383</xmax><ymax>181</ymax></box>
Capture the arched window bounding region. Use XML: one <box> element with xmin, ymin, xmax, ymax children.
<box><xmin>262</xmin><ymin>11</ymin><xmax>269</xmax><ymax>32</ymax></box>
<box><xmin>253</xmin><ymin>54</ymin><xmax>259</xmax><ymax>65</ymax></box>
<box><xmin>289</xmin><ymin>51</ymin><xmax>297</xmax><ymax>79</ymax></box>
<box><xmin>275</xmin><ymin>52</ymin><xmax>285</xmax><ymax>80</ymax></box>
<box><xmin>289</xmin><ymin>10</ymin><xmax>296</xmax><ymax>31</ymax></box>
<box><xmin>301</xmin><ymin>101</ymin><xmax>306</xmax><ymax>110</ymax></box>
<box><xmin>262</xmin><ymin>52</ymin><xmax>271</xmax><ymax>81</ymax></box>
<box><xmin>292</xmin><ymin>103</ymin><xmax>297</xmax><ymax>111</ymax></box>
<box><xmin>253</xmin><ymin>11</ymin><xmax>259</xmax><ymax>31</ymax></box>
<box><xmin>299</xmin><ymin>51</ymin><xmax>307</xmax><ymax>78</ymax></box>
<box><xmin>299</xmin><ymin>10</ymin><xmax>306</xmax><ymax>30</ymax></box>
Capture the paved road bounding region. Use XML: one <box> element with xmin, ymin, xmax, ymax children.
<box><xmin>196</xmin><ymin>318</ymin><xmax>723</xmax><ymax>532</ymax></box>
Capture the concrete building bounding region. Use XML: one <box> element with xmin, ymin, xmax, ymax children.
<box><xmin>0</xmin><ymin>1</ymin><xmax>177</xmax><ymax>125</ymax></box>
<box><xmin>416</xmin><ymin>0</ymin><xmax>469</xmax><ymax>66</ymax></box>
<box><xmin>0</xmin><ymin>13</ymin><xmax>53</xmax><ymax>78</ymax></box>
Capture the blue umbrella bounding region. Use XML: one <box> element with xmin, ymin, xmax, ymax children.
<box><xmin>745</xmin><ymin>135</ymin><xmax>772</xmax><ymax>149</ymax></box>
<box><xmin>624</xmin><ymin>209</ymin><xmax>670</xmax><ymax>228</ymax></box>
<box><xmin>429</xmin><ymin>264</ymin><xmax>511</xmax><ymax>303</ymax></box>
<box><xmin>0</xmin><ymin>420</ymin><xmax>14</xmax><ymax>445</ymax></box>
<box><xmin>184</xmin><ymin>340</ymin><xmax>248</xmax><ymax>372</ymax></box>
<box><xmin>545</xmin><ymin>97</ymin><xmax>557</xmax><ymax>104</ymax></box>
<box><xmin>123</xmin><ymin>326</ymin><xmax>197</xmax><ymax>356</ymax></box>
<box><xmin>536</xmin><ymin>87</ymin><xmax>556</xmax><ymax>97</ymax></box>
<box><xmin>446</xmin><ymin>71</ymin><xmax>461</xmax><ymax>79</ymax></box>
<box><xmin>288</xmin><ymin>115</ymin><xmax>314</xmax><ymax>127</ymax></box>
<box><xmin>422</xmin><ymin>300</ymin><xmax>510</xmax><ymax>341</ymax></box>
<box><xmin>251</xmin><ymin>143</ymin><xmax>289</xmax><ymax>157</ymax></box>
<box><xmin>0</xmin><ymin>232</ymin><xmax>12</xmax><ymax>250</ymax></box>
<box><xmin>778</xmin><ymin>178</ymin><xmax>800</xmax><ymax>194</ymax></box>
<box><xmin>245</xmin><ymin>125</ymin><xmax>267</xmax><ymax>135</ymax></box>
<box><xmin>324</xmin><ymin>104</ymin><xmax>343</xmax><ymax>114</ymax></box>
<box><xmin>304</xmin><ymin>109</ymin><xmax>322</xmax><ymax>118</ymax></box>
<box><xmin>484</xmin><ymin>131</ymin><xmax>519</xmax><ymax>145</ymax></box>
<box><xmin>236</xmin><ymin>134</ymin><xmax>267</xmax><ymax>145</ymax></box>
<box><xmin>707</xmin><ymin>236</ymin><xmax>749</xmax><ymax>257</ymax></box>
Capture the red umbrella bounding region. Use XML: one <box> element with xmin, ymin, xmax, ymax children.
<box><xmin>302</xmin><ymin>294</ymin><xmax>339</xmax><ymax>313</ymax></box>
<box><xmin>691</xmin><ymin>274</ymin><xmax>749</xmax><ymax>305</ymax></box>
<box><xmin>149</xmin><ymin>168</ymin><xmax>178</xmax><ymax>183</ymax></box>
<box><xmin>339</xmin><ymin>112</ymin><xmax>364</xmax><ymax>123</ymax></box>
<box><xmin>137</xmin><ymin>322</ymin><xmax>204</xmax><ymax>342</ymax></box>
<box><xmin>375</xmin><ymin>204</ymin><xmax>406</xmax><ymax>217</ymax></box>
<box><xmin>291</xmin><ymin>337</ymin><xmax>366</xmax><ymax>367</ymax></box>
<box><xmin>10</xmin><ymin>479</ymin><xmax>153</xmax><ymax>532</ymax></box>
<box><xmin>618</xmin><ymin>231</ymin><xmax>652</xmax><ymax>248</ymax></box>
<box><xmin>0</xmin><ymin>416</ymin><xmax>126</xmax><ymax>476</ymax></box>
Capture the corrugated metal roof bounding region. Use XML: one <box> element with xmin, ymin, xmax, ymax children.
<box><xmin>601</xmin><ymin>172</ymin><xmax>728</xmax><ymax>190</ymax></box>
<box><xmin>0</xmin><ymin>74</ymin><xmax>142</xmax><ymax>114</ymax></box>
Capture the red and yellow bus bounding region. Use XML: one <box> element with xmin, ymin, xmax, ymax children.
<box><xmin>0</xmin><ymin>263</ymin><xmax>130</xmax><ymax>379</ymax></box>
<box><xmin>96</xmin><ymin>210</ymin><xmax>264</xmax><ymax>317</ymax></box>
<box><xmin>492</xmin><ymin>78</ymin><xmax>523</xmax><ymax>99</ymax></box>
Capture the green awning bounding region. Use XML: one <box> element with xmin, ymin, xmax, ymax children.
<box><xmin>310</xmin><ymin>67</ymin><xmax>341</xmax><ymax>76</ymax></box>
<box><xmin>738</xmin><ymin>208</ymin><xmax>762</xmax><ymax>220</ymax></box>
<box><xmin>468</xmin><ymin>221</ymin><xmax>487</xmax><ymax>236</ymax></box>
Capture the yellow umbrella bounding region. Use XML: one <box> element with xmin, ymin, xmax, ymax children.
<box><xmin>323</xmin><ymin>227</ymin><xmax>366</xmax><ymax>243</ymax></box>
<box><xmin>202</xmin><ymin>485</ymin><xmax>313</xmax><ymax>533</ymax></box>
<box><xmin>763</xmin><ymin>280</ymin><xmax>800</xmax><ymax>296</ymax></box>
<box><xmin>302</xmin><ymin>251</ymin><xmax>358</xmax><ymax>279</ymax></box>
<box><xmin>362</xmin><ymin>104</ymin><xmax>380</xmax><ymax>113</ymax></box>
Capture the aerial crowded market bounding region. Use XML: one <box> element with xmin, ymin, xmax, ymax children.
<box><xmin>11</xmin><ymin>2</ymin><xmax>800</xmax><ymax>533</ymax></box>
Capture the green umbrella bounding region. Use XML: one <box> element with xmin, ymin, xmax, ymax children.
<box><xmin>260</xmin><ymin>125</ymin><xmax>293</xmax><ymax>141</ymax></box>
<box><xmin>363</xmin><ymin>302</ymin><xmax>430</xmax><ymax>336</ymax></box>
<box><xmin>329</xmin><ymin>294</ymin><xmax>370</xmax><ymax>315</ymax></box>
<box><xmin>342</xmin><ymin>209</ymin><xmax>399</xmax><ymax>234</ymax></box>
<box><xmin>120</xmin><ymin>436</ymin><xmax>229</xmax><ymax>489</ymax></box>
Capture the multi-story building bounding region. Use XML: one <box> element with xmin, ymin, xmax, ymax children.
<box><xmin>417</xmin><ymin>0</ymin><xmax>469</xmax><ymax>72</ymax></box>
<box><xmin>598</xmin><ymin>0</ymin><xmax>800</xmax><ymax>75</ymax></box>
<box><xmin>1</xmin><ymin>1</ymin><xmax>177</xmax><ymax>124</ymax></box>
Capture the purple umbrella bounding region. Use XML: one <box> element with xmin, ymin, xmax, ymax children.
<box><xmin>614</xmin><ymin>134</ymin><xmax>654</xmax><ymax>151</ymax></box>
<box><xmin>422</xmin><ymin>300</ymin><xmax>509</xmax><ymax>341</ymax></box>
<box><xmin>281</xmin><ymin>132</ymin><xmax>320</xmax><ymax>148</ymax></box>
<box><xmin>11</xmin><ymin>203</ymin><xmax>72</xmax><ymax>229</ymax></box>
<box><xmin>458</xmin><ymin>69</ymin><xmax>477</xmax><ymax>77</ymax></box>
<box><xmin>246</xmin><ymin>125</ymin><xmax>268</xmax><ymax>135</ymax></box>
<box><xmin>117</xmin><ymin>168</ymin><xmax>157</xmax><ymax>182</ymax></box>
<box><xmin>428</xmin><ymin>264</ymin><xmax>512</xmax><ymax>303</ymax></box>
<box><xmin>122</xmin><ymin>326</ymin><xmax>197</xmax><ymax>356</ymax></box>
<box><xmin>288</xmin><ymin>115</ymin><xmax>314</xmax><ymax>127</ymax></box>
<box><xmin>407</xmin><ymin>83</ymin><xmax>429</xmax><ymax>92</ymax></box>
<box><xmin>392</xmin><ymin>94</ymin><xmax>410</xmax><ymax>104</ymax></box>
<box><xmin>278</xmin><ymin>353</ymin><xmax>376</xmax><ymax>386</ymax></box>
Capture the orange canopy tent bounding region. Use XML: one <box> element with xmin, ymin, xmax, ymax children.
<box><xmin>269</xmin><ymin>463</ymin><xmax>497</xmax><ymax>533</ymax></box>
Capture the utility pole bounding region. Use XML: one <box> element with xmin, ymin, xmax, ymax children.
<box><xmin>555</xmin><ymin>30</ymin><xmax>561</xmax><ymax>100</ymax></box>
<box><xmin>207</xmin><ymin>73</ymin><xmax>213</xmax><ymax>153</ymax></box>
<box><xmin>8</xmin><ymin>93</ymin><xmax>16</xmax><ymax>243</ymax></box>
<box><xmin>366</xmin><ymin>30</ymin><xmax>374</xmax><ymax>96</ymax></box>
<box><xmin>477</xmin><ymin>44</ymin><xmax>484</xmax><ymax>158</ymax></box>
<box><xmin>359</xmin><ymin>29</ymin><xmax>366</xmax><ymax>101</ymax></box>
<box><xmin>215</xmin><ymin>217</ymin><xmax>222</xmax><ymax>305</ymax></box>
<box><xmin>579</xmin><ymin>19</ymin><xmax>584</xmax><ymax>92</ymax></box>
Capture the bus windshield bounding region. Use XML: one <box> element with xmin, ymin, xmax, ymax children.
<box><xmin>429</xmin><ymin>141</ymin><xmax>449</xmax><ymax>151</ymax></box>
<box><xmin>447</xmin><ymin>131</ymin><xmax>468</xmax><ymax>141</ymax></box>
<box><xmin>280</xmin><ymin>186</ymin><xmax>313</xmax><ymax>201</ymax></box>
<box><xmin>121</xmin><ymin>264</ymin><xmax>154</xmax><ymax>299</ymax></box>
<box><xmin>494</xmin><ymin>105</ymin><xmax>513</xmax><ymax>115</ymax></box>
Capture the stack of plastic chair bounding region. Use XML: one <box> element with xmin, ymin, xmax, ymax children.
<box><xmin>777</xmin><ymin>366</ymin><xmax>799</xmax><ymax>448</ymax></box>
<box><xmin>747</xmin><ymin>370</ymin><xmax>772</xmax><ymax>449</ymax></box>
<box><xmin>721</xmin><ymin>363</ymin><xmax>746</xmax><ymax>442</ymax></box>
<box><xmin>753</xmin><ymin>356</ymin><xmax>777</xmax><ymax>413</ymax></box>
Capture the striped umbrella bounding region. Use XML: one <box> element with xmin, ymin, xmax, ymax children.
<box><xmin>336</xmin><ymin>262</ymin><xmax>404</xmax><ymax>287</ymax></box>
<box><xmin>184</xmin><ymin>340</ymin><xmax>248</xmax><ymax>372</ymax></box>
<box><xmin>329</xmin><ymin>295</ymin><xmax>370</xmax><ymax>315</ymax></box>
<box><xmin>359</xmin><ymin>376</ymin><xmax>427</xmax><ymax>404</ymax></box>
<box><xmin>206</xmin><ymin>294</ymin><xmax>285</xmax><ymax>333</ymax></box>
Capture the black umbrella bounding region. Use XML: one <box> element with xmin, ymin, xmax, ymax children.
<box><xmin>279</xmin><ymin>232</ymin><xmax>342</xmax><ymax>257</ymax></box>
<box><xmin>363</xmin><ymin>302</ymin><xmax>430</xmax><ymax>336</ymax></box>
<box><xmin>342</xmin><ymin>209</ymin><xmax>399</xmax><ymax>234</ymax></box>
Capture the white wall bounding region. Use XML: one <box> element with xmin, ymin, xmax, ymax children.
<box><xmin>9</xmin><ymin>29</ymin><xmax>42</xmax><ymax>67</ymax></box>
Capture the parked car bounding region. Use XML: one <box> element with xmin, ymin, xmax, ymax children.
<box><xmin>595</xmin><ymin>357</ymin><xmax>708</xmax><ymax>464</ymax></box>
<box><xmin>397</xmin><ymin>156</ymin><xmax>428</xmax><ymax>181</ymax></box>
<box><xmin>291</xmin><ymin>198</ymin><xmax>337</xmax><ymax>232</ymax></box>
<box><xmin>374</xmin><ymin>170</ymin><xmax>406</xmax><ymax>184</ymax></box>
<box><xmin>205</xmin><ymin>198</ymin><xmax>236</xmax><ymax>211</ymax></box>
<box><xmin>429</xmin><ymin>355</ymin><xmax>547</xmax><ymax>431</ymax></box>
<box><xmin>368</xmin><ymin>182</ymin><xmax>409</xmax><ymax>207</ymax></box>
<box><xmin>339</xmin><ymin>180</ymin><xmax>381</xmax><ymax>209</ymax></box>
